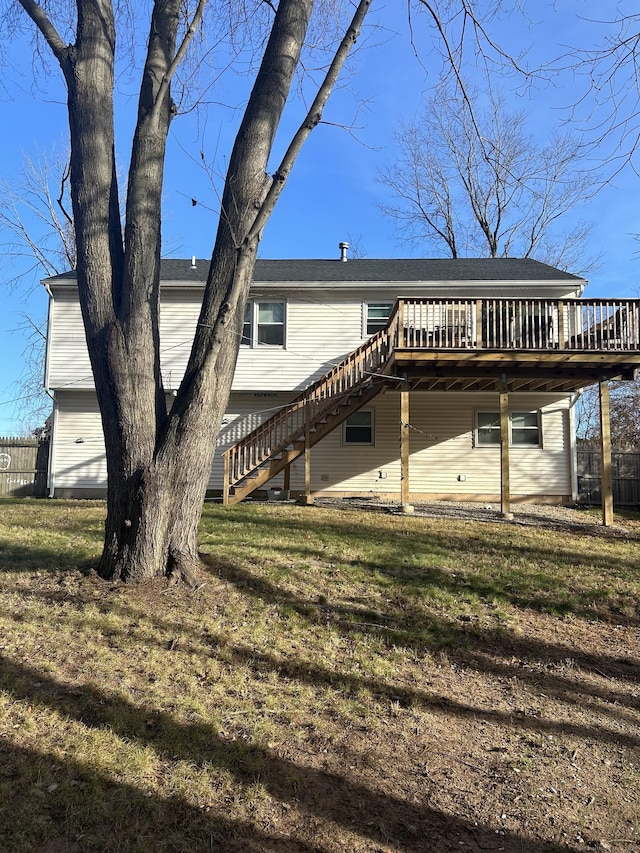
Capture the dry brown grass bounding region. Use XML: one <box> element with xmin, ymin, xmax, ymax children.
<box><xmin>0</xmin><ymin>498</ymin><xmax>639</xmax><ymax>852</ymax></box>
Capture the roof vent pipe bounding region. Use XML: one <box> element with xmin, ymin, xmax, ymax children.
<box><xmin>190</xmin><ymin>255</ymin><xmax>197</xmax><ymax>269</ymax></box>
<box><xmin>339</xmin><ymin>241</ymin><xmax>349</xmax><ymax>262</ymax></box>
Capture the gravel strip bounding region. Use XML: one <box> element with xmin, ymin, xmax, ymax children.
<box><xmin>314</xmin><ymin>496</ymin><xmax>634</xmax><ymax>536</ymax></box>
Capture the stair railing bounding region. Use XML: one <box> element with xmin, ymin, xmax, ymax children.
<box><xmin>223</xmin><ymin>302</ymin><xmax>401</xmax><ymax>495</ymax></box>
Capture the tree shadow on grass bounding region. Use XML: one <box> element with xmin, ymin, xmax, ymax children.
<box><xmin>0</xmin><ymin>541</ymin><xmax>96</xmax><ymax>575</ymax></box>
<box><xmin>12</xmin><ymin>568</ymin><xmax>640</xmax><ymax>746</ymax></box>
<box><xmin>204</xmin><ymin>503</ymin><xmax>640</xmax><ymax>625</ymax></box>
<box><xmin>10</xmin><ymin>546</ymin><xmax>639</xmax><ymax>739</ymax></box>
<box><xmin>203</xmin><ymin>555</ymin><xmax>640</xmax><ymax>738</ymax></box>
<box><xmin>0</xmin><ymin>656</ymin><xmax>572</xmax><ymax>853</ymax></box>
<box><xmin>0</xmin><ymin>741</ymin><xmax>322</xmax><ymax>853</ymax></box>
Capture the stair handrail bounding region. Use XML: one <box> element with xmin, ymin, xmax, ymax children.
<box><xmin>223</xmin><ymin>302</ymin><xmax>401</xmax><ymax>486</ymax></box>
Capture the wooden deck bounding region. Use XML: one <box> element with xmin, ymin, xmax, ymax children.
<box><xmin>386</xmin><ymin>298</ymin><xmax>640</xmax><ymax>392</ymax></box>
<box><xmin>223</xmin><ymin>297</ymin><xmax>640</xmax><ymax>504</ymax></box>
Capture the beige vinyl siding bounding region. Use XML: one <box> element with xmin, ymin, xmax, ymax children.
<box><xmin>159</xmin><ymin>289</ymin><xmax>335</xmax><ymax>392</ymax></box>
<box><xmin>207</xmin><ymin>390</ymin><xmax>571</xmax><ymax>499</ymax></box>
<box><xmin>47</xmin><ymin>283</ymin><xmax>585</xmax><ymax>393</ymax></box>
<box><xmin>46</xmin><ymin>290</ymin><xmax>93</xmax><ymax>390</ymax></box>
<box><xmin>232</xmin><ymin>291</ymin><xmax>374</xmax><ymax>390</ymax></box>
<box><xmin>46</xmin><ymin>288</ymin><xmax>205</xmax><ymax>393</ymax></box>
<box><xmin>51</xmin><ymin>387</ymin><xmax>572</xmax><ymax>499</ymax></box>
<box><xmin>46</xmin><ymin>277</ymin><xmax>575</xmax><ymax>500</ymax></box>
<box><xmin>51</xmin><ymin>391</ymin><xmax>106</xmax><ymax>490</ymax></box>
<box><xmin>258</xmin><ymin>391</ymin><xmax>571</xmax><ymax>498</ymax></box>
<box><xmin>47</xmin><ymin>287</ymin><xmax>377</xmax><ymax>393</ymax></box>
<box><xmin>159</xmin><ymin>288</ymin><xmax>201</xmax><ymax>389</ymax></box>
<box><xmin>52</xmin><ymin>390</ymin><xmax>296</xmax><ymax>494</ymax></box>
<box><xmin>210</xmin><ymin>392</ymin><xmax>296</xmax><ymax>489</ymax></box>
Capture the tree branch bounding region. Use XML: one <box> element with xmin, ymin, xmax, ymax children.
<box><xmin>16</xmin><ymin>0</ymin><xmax>70</xmax><ymax>71</ymax></box>
<box><xmin>150</xmin><ymin>0</ymin><xmax>209</xmax><ymax>126</ymax></box>
<box><xmin>248</xmin><ymin>0</ymin><xmax>372</xmax><ymax>242</ymax></box>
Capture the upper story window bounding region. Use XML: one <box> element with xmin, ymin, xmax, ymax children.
<box><xmin>242</xmin><ymin>301</ymin><xmax>286</xmax><ymax>347</ymax></box>
<box><xmin>365</xmin><ymin>302</ymin><xmax>394</xmax><ymax>335</ymax></box>
<box><xmin>475</xmin><ymin>411</ymin><xmax>541</xmax><ymax>448</ymax></box>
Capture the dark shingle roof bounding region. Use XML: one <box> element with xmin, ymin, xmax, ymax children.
<box><xmin>167</xmin><ymin>257</ymin><xmax>583</xmax><ymax>283</ymax></box>
<box><xmin>45</xmin><ymin>257</ymin><xmax>584</xmax><ymax>285</ymax></box>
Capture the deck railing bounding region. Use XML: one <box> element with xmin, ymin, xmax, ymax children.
<box><xmin>395</xmin><ymin>298</ymin><xmax>640</xmax><ymax>351</ymax></box>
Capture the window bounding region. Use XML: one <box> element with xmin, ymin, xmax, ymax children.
<box><xmin>476</xmin><ymin>412</ymin><xmax>501</xmax><ymax>446</ymax></box>
<box><xmin>510</xmin><ymin>412</ymin><xmax>541</xmax><ymax>446</ymax></box>
<box><xmin>241</xmin><ymin>301</ymin><xmax>285</xmax><ymax>347</ymax></box>
<box><xmin>365</xmin><ymin>302</ymin><xmax>394</xmax><ymax>335</ymax></box>
<box><xmin>343</xmin><ymin>410</ymin><xmax>374</xmax><ymax>444</ymax></box>
<box><xmin>475</xmin><ymin>411</ymin><xmax>541</xmax><ymax>447</ymax></box>
<box><xmin>242</xmin><ymin>303</ymin><xmax>252</xmax><ymax>345</ymax></box>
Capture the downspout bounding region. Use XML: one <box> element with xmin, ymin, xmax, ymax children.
<box><xmin>47</xmin><ymin>396</ymin><xmax>59</xmax><ymax>499</ymax></box>
<box><xmin>42</xmin><ymin>278</ymin><xmax>57</xmax><ymax>497</ymax></box>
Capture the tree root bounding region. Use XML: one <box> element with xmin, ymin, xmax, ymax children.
<box><xmin>168</xmin><ymin>554</ymin><xmax>204</xmax><ymax>590</ymax></box>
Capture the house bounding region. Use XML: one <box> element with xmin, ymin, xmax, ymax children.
<box><xmin>43</xmin><ymin>253</ymin><xmax>640</xmax><ymax>511</ymax></box>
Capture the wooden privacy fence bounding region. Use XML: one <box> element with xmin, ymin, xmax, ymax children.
<box><xmin>0</xmin><ymin>437</ymin><xmax>49</xmax><ymax>498</ymax></box>
<box><xmin>577</xmin><ymin>448</ymin><xmax>640</xmax><ymax>506</ymax></box>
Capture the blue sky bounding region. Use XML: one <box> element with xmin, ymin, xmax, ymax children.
<box><xmin>1</xmin><ymin>1</ymin><xmax>638</xmax><ymax>434</ymax></box>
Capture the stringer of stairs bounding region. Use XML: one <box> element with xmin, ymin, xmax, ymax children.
<box><xmin>222</xmin><ymin>320</ymin><xmax>399</xmax><ymax>504</ymax></box>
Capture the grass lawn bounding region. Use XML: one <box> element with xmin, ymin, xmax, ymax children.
<box><xmin>0</xmin><ymin>498</ymin><xmax>639</xmax><ymax>852</ymax></box>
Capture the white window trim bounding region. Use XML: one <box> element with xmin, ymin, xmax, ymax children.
<box><xmin>342</xmin><ymin>409</ymin><xmax>375</xmax><ymax>445</ymax></box>
<box><xmin>363</xmin><ymin>301</ymin><xmax>394</xmax><ymax>337</ymax></box>
<box><xmin>510</xmin><ymin>411</ymin><xmax>543</xmax><ymax>448</ymax></box>
<box><xmin>241</xmin><ymin>300</ymin><xmax>287</xmax><ymax>348</ymax></box>
<box><xmin>474</xmin><ymin>410</ymin><xmax>542</xmax><ymax>448</ymax></box>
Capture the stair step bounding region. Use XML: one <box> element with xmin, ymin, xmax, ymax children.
<box><xmin>225</xmin><ymin>349</ymin><xmax>391</xmax><ymax>503</ymax></box>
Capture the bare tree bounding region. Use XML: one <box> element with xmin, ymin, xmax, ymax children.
<box><xmin>4</xmin><ymin>0</ymin><xmax>545</xmax><ymax>585</ymax></box>
<box><xmin>0</xmin><ymin>146</ymin><xmax>76</xmax><ymax>287</ymax></box>
<box><xmin>0</xmin><ymin>147</ymin><xmax>75</xmax><ymax>433</ymax></box>
<box><xmin>379</xmin><ymin>83</ymin><xmax>596</xmax><ymax>272</ymax></box>
<box><xmin>577</xmin><ymin>381</ymin><xmax>640</xmax><ymax>447</ymax></box>
<box><xmin>6</xmin><ymin>0</ymin><xmax>373</xmax><ymax>585</ymax></box>
<box><xmin>567</xmin><ymin>12</ymin><xmax>640</xmax><ymax>177</ymax></box>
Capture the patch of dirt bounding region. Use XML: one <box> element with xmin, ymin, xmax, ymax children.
<box><xmin>260</xmin><ymin>615</ymin><xmax>640</xmax><ymax>853</ymax></box>
<box><xmin>267</xmin><ymin>499</ymin><xmax>640</xmax><ymax>853</ymax></box>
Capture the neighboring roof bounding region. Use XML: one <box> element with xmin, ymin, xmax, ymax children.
<box><xmin>44</xmin><ymin>256</ymin><xmax>585</xmax><ymax>286</ymax></box>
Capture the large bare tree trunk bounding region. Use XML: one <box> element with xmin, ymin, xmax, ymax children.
<box><xmin>18</xmin><ymin>0</ymin><xmax>370</xmax><ymax>584</ymax></box>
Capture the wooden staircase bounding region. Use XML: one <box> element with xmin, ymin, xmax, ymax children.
<box><xmin>222</xmin><ymin>312</ymin><xmax>399</xmax><ymax>505</ymax></box>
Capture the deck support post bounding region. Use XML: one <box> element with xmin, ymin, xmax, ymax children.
<box><xmin>298</xmin><ymin>400</ymin><xmax>314</xmax><ymax>505</ymax></box>
<box><xmin>222</xmin><ymin>452</ymin><xmax>229</xmax><ymax>506</ymax></box>
<box><xmin>499</xmin><ymin>383</ymin><xmax>512</xmax><ymax>519</ymax></box>
<box><xmin>599</xmin><ymin>379</ymin><xmax>614</xmax><ymax>526</ymax></box>
<box><xmin>400</xmin><ymin>380</ymin><xmax>413</xmax><ymax>513</ymax></box>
